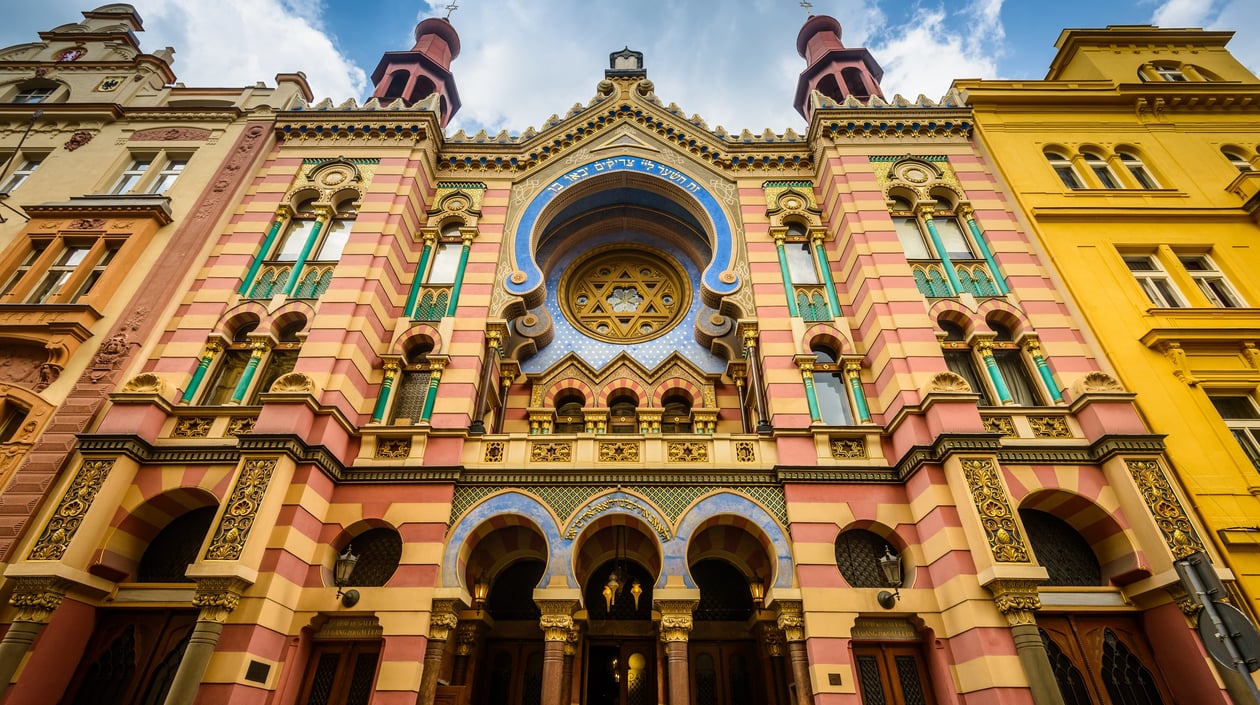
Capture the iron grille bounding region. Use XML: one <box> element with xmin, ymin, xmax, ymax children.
<box><xmin>137</xmin><ymin>506</ymin><xmax>216</xmax><ymax>583</ymax></box>
<box><xmin>856</xmin><ymin>655</ymin><xmax>887</xmax><ymax>705</ymax></box>
<box><xmin>835</xmin><ymin>529</ymin><xmax>894</xmax><ymax>588</ymax></box>
<box><xmin>692</xmin><ymin>559</ymin><xmax>753</xmax><ymax>622</ymax></box>
<box><xmin>1101</xmin><ymin>629</ymin><xmax>1167</xmax><ymax>705</ymax></box>
<box><xmin>1039</xmin><ymin>629</ymin><xmax>1092</xmax><ymax>705</ymax></box>
<box><xmin>1020</xmin><ymin>509</ymin><xmax>1102</xmax><ymax>586</ymax></box>
<box><xmin>346</xmin><ymin>528</ymin><xmax>402</xmax><ymax>587</ymax></box>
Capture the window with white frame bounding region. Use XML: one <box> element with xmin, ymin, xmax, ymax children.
<box><xmin>890</xmin><ymin>196</ymin><xmax>932</xmax><ymax>259</ymax></box>
<box><xmin>0</xmin><ymin>236</ymin><xmax>121</xmax><ymax>305</ymax></box>
<box><xmin>785</xmin><ymin>239</ymin><xmax>819</xmax><ymax>284</ymax></box>
<box><xmin>1209</xmin><ymin>395</ymin><xmax>1260</xmax><ymax>472</ymax></box>
<box><xmin>109</xmin><ymin>153</ymin><xmax>191</xmax><ymax>195</ymax></box>
<box><xmin>1045</xmin><ymin>150</ymin><xmax>1084</xmax><ymax>189</ymax></box>
<box><xmin>1</xmin><ymin>155</ymin><xmax>43</xmax><ymax>193</ymax></box>
<box><xmin>1179</xmin><ymin>255</ymin><xmax>1244</xmax><ymax>308</ymax></box>
<box><xmin>1222</xmin><ymin>149</ymin><xmax>1254</xmax><ymax>172</ymax></box>
<box><xmin>1082</xmin><ymin>153</ymin><xmax>1121</xmax><ymax>189</ymax></box>
<box><xmin>110</xmin><ymin>157</ymin><xmax>152</xmax><ymax>194</ymax></box>
<box><xmin>1118</xmin><ymin>152</ymin><xmax>1160</xmax><ymax>189</ymax></box>
<box><xmin>1152</xmin><ymin>65</ymin><xmax>1188</xmax><ymax>82</ymax></box>
<box><xmin>148</xmin><ymin>158</ymin><xmax>187</xmax><ymax>193</ymax></box>
<box><xmin>12</xmin><ymin>86</ymin><xmax>55</xmax><ymax>103</ymax></box>
<box><xmin>1123</xmin><ymin>255</ymin><xmax>1185</xmax><ymax>308</ymax></box>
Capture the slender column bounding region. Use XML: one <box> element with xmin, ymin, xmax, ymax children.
<box><xmin>538</xmin><ymin>601</ymin><xmax>577</xmax><ymax>705</ymax></box>
<box><xmin>959</xmin><ymin>205</ymin><xmax>1009</xmax><ymax>294</ymax></box>
<box><xmin>988</xmin><ymin>580</ymin><xmax>1066</xmax><ymax>705</ymax></box>
<box><xmin>452</xmin><ymin>621</ymin><xmax>480</xmax><ymax>686</ymax></box>
<box><xmin>730</xmin><ymin>364</ymin><xmax>750</xmax><ymax>434</ymax></box>
<box><xmin>810</xmin><ymin>232</ymin><xmax>841</xmax><ymax>318</ymax></box>
<box><xmin>560</xmin><ymin>628</ymin><xmax>579</xmax><ymax>705</ymax></box>
<box><xmin>281</xmin><ymin>206</ymin><xmax>329</xmax><ymax>297</ymax></box>
<box><xmin>417</xmin><ymin>600</ymin><xmax>460</xmax><ymax>705</ymax></box>
<box><xmin>229</xmin><ymin>338</ymin><xmax>272</xmax><ymax>404</ymax></box>
<box><xmin>239</xmin><ymin>206</ymin><xmax>292</xmax><ymax>295</ymax></box>
<box><xmin>445</xmin><ymin>232</ymin><xmax>475</xmax><ymax>317</ymax></box>
<box><xmin>776</xmin><ymin>601</ymin><xmax>813</xmax><ymax>705</ymax></box>
<box><xmin>0</xmin><ymin>577</ymin><xmax>69</xmax><ymax>701</ymax></box>
<box><xmin>404</xmin><ymin>230</ymin><xmax>438</xmax><ymax>319</ymax></box>
<box><xmin>757</xmin><ymin>622</ymin><xmax>789</xmax><ymax>705</ymax></box>
<box><xmin>773</xmin><ymin>233</ymin><xmax>800</xmax><ymax>317</ymax></box>
<box><xmin>419</xmin><ymin>358</ymin><xmax>446</xmax><ymax>423</ymax></box>
<box><xmin>493</xmin><ymin>364</ymin><xmax>517</xmax><ymax>435</ymax></box>
<box><xmin>181</xmin><ymin>340</ymin><xmax>223</xmax><ymax>403</ymax></box>
<box><xmin>1022</xmin><ymin>337</ymin><xmax>1064</xmax><ymax>403</ymax></box>
<box><xmin>975</xmin><ymin>337</ymin><xmax>1014</xmax><ymax>404</ymax></box>
<box><xmin>469</xmin><ymin>327</ymin><xmax>503</xmax><ymax>434</ymax></box>
<box><xmin>370</xmin><ymin>360</ymin><xmax>401</xmax><ymax>424</ymax></box>
<box><xmin>919</xmin><ymin>206</ymin><xmax>962</xmax><ymax>295</ymax></box>
<box><xmin>795</xmin><ymin>356</ymin><xmax>822</xmax><ymax>423</ymax></box>
<box><xmin>741</xmin><ymin>324</ymin><xmax>773</xmax><ymax>434</ymax></box>
<box><xmin>162</xmin><ymin>578</ymin><xmax>249</xmax><ymax>705</ymax></box>
<box><xmin>844</xmin><ymin>360</ymin><xmax>872</xmax><ymax>423</ymax></box>
<box><xmin>658</xmin><ymin>600</ymin><xmax>697</xmax><ymax>705</ymax></box>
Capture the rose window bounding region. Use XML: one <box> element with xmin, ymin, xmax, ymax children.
<box><xmin>559</xmin><ymin>246</ymin><xmax>690</xmax><ymax>343</ymax></box>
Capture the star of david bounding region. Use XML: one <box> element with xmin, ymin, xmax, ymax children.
<box><xmin>562</xmin><ymin>250</ymin><xmax>687</xmax><ymax>343</ymax></box>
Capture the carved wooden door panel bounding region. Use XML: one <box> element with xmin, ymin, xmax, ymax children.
<box><xmin>295</xmin><ymin>640</ymin><xmax>382</xmax><ymax>705</ymax></box>
<box><xmin>852</xmin><ymin>643</ymin><xmax>936</xmax><ymax>705</ymax></box>
<box><xmin>1038</xmin><ymin>615</ymin><xmax>1174</xmax><ymax>705</ymax></box>
<box><xmin>690</xmin><ymin>641</ymin><xmax>759</xmax><ymax>705</ymax></box>
<box><xmin>476</xmin><ymin>640</ymin><xmax>544</xmax><ymax>705</ymax></box>
<box><xmin>59</xmin><ymin>609</ymin><xmax>196</xmax><ymax>705</ymax></box>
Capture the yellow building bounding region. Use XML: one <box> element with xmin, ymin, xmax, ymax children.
<box><xmin>958</xmin><ymin>26</ymin><xmax>1260</xmax><ymax>615</ymax></box>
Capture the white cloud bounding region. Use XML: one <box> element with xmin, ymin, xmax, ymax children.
<box><xmin>1149</xmin><ymin>0</ymin><xmax>1260</xmax><ymax>77</ymax></box>
<box><xmin>867</xmin><ymin>2</ymin><xmax>1005</xmax><ymax>101</ymax></box>
<box><xmin>1151</xmin><ymin>0</ymin><xmax>1215</xmax><ymax>27</ymax></box>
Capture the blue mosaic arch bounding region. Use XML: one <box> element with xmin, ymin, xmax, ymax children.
<box><xmin>671</xmin><ymin>492</ymin><xmax>794</xmax><ymax>590</ymax></box>
<box><xmin>441</xmin><ymin>491</ymin><xmax>567</xmax><ymax>590</ymax></box>
<box><xmin>506</xmin><ymin>156</ymin><xmax>740</xmax><ymax>306</ymax></box>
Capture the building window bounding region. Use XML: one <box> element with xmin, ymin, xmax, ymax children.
<box><xmin>1045</xmin><ymin>151</ymin><xmax>1084</xmax><ymax>189</ymax></box>
<box><xmin>1</xmin><ymin>156</ymin><xmax>42</xmax><ymax>193</ymax></box>
<box><xmin>0</xmin><ymin>400</ymin><xmax>29</xmax><ymax>443</ymax></box>
<box><xmin>1123</xmin><ymin>255</ymin><xmax>1185</xmax><ymax>308</ymax></box>
<box><xmin>940</xmin><ymin>321</ymin><xmax>993</xmax><ymax>405</ymax></box>
<box><xmin>813</xmin><ymin>344</ymin><xmax>855</xmax><ymax>425</ymax></box>
<box><xmin>296</xmin><ymin>641</ymin><xmax>381</xmax><ymax>705</ymax></box>
<box><xmin>661</xmin><ymin>390</ymin><xmax>693</xmax><ymax>433</ymax></box>
<box><xmin>12</xmin><ymin>87</ymin><xmax>55</xmax><ymax>103</ymax></box>
<box><xmin>249</xmin><ymin>321</ymin><xmax>303</xmax><ymax>403</ymax></box>
<box><xmin>1152</xmin><ymin>65</ymin><xmax>1188</xmax><ymax>82</ymax></box>
<box><xmin>989</xmin><ymin>322</ymin><xmax>1043</xmax><ymax>406</ymax></box>
<box><xmin>608</xmin><ymin>391</ymin><xmax>638</xmax><ymax>433</ymax></box>
<box><xmin>1209</xmin><ymin>395</ymin><xmax>1260</xmax><ymax>472</ymax></box>
<box><xmin>250</xmin><ymin>197</ymin><xmax>356</xmax><ymax>299</ymax></box>
<box><xmin>110</xmin><ymin>153</ymin><xmax>190</xmax><ymax>195</ymax></box>
<box><xmin>890</xmin><ymin>197</ymin><xmax>932</xmax><ymax>259</ymax></box>
<box><xmin>1118</xmin><ymin>152</ymin><xmax>1160</xmax><ymax>189</ymax></box>
<box><xmin>390</xmin><ymin>346</ymin><xmax>433</xmax><ymax>424</ymax></box>
<box><xmin>0</xmin><ymin>237</ymin><xmax>120</xmax><ymax>305</ymax></box>
<box><xmin>1082</xmin><ymin>153</ymin><xmax>1121</xmax><ymax>189</ymax></box>
<box><xmin>1179</xmin><ymin>255</ymin><xmax>1243</xmax><ymax>308</ymax></box>
<box><xmin>1222</xmin><ymin>149</ymin><xmax>1254</xmax><ymax>172</ymax></box>
<box><xmin>200</xmin><ymin>323</ymin><xmax>257</xmax><ymax>406</ymax></box>
<box><xmin>553</xmin><ymin>391</ymin><xmax>585</xmax><ymax>433</ymax></box>
<box><xmin>784</xmin><ymin>239</ymin><xmax>818</xmax><ymax>284</ymax></box>
<box><xmin>426</xmin><ymin>225</ymin><xmax>463</xmax><ymax>285</ymax></box>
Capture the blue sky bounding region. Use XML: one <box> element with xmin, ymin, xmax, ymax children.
<box><xmin>4</xmin><ymin>1</ymin><xmax>1258</xmax><ymax>136</ymax></box>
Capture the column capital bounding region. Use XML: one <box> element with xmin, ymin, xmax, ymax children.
<box><xmin>987</xmin><ymin>578</ymin><xmax>1042</xmax><ymax>627</ymax></box>
<box><xmin>193</xmin><ymin>576</ymin><xmax>251</xmax><ymax>623</ymax></box>
<box><xmin>382</xmin><ymin>359</ymin><xmax>401</xmax><ymax>375</ymax></box>
<box><xmin>8</xmin><ymin>576</ymin><xmax>71</xmax><ymax>624</ymax></box>
<box><xmin>793</xmin><ymin>354</ymin><xmax>816</xmax><ymax>375</ymax></box>
<box><xmin>956</xmin><ymin>202</ymin><xmax>976</xmax><ymax>219</ymax></box>
<box><xmin>656</xmin><ymin>598</ymin><xmax>698</xmax><ymax>643</ymax></box>
<box><xmin>915</xmin><ymin>203</ymin><xmax>937</xmax><ymax>219</ymax></box>
<box><xmin>202</xmin><ymin>339</ymin><xmax>223</xmax><ymax>357</ymax></box>
<box><xmin>563</xmin><ymin>627</ymin><xmax>581</xmax><ymax>656</ymax></box>
<box><xmin>1020</xmin><ymin>335</ymin><xmax>1043</xmax><ymax>356</ymax></box>
<box><xmin>973</xmin><ymin>335</ymin><xmax>996</xmax><ymax>357</ymax></box>
<box><xmin>455</xmin><ymin>621</ymin><xmax>480</xmax><ymax>656</ymax></box>
<box><xmin>772</xmin><ymin>231</ymin><xmax>787</xmax><ymax>246</ymax></box>
<box><xmin>428</xmin><ymin>598</ymin><xmax>462</xmax><ymax>641</ymax></box>
<box><xmin>247</xmin><ymin>337</ymin><xmax>274</xmax><ymax>356</ymax></box>
<box><xmin>809</xmin><ymin>229</ymin><xmax>827</xmax><ymax>246</ymax></box>
<box><xmin>773</xmin><ymin>599</ymin><xmax>806</xmax><ymax>641</ymax></box>
<box><xmin>537</xmin><ymin>599</ymin><xmax>579</xmax><ymax>642</ymax></box>
<box><xmin>738</xmin><ymin>322</ymin><xmax>760</xmax><ymax>345</ymax></box>
<box><xmin>274</xmin><ymin>203</ymin><xmax>295</xmax><ymax>220</ymax></box>
<box><xmin>756</xmin><ymin>621</ymin><xmax>785</xmax><ymax>656</ymax></box>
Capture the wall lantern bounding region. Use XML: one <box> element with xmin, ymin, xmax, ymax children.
<box><xmin>334</xmin><ymin>545</ymin><xmax>360</xmax><ymax>607</ymax></box>
<box><xmin>748</xmin><ymin>572</ymin><xmax>766</xmax><ymax>608</ymax></box>
<box><xmin>473</xmin><ymin>574</ymin><xmax>490</xmax><ymax>613</ymax></box>
<box><xmin>877</xmin><ymin>546</ymin><xmax>903</xmax><ymax>609</ymax></box>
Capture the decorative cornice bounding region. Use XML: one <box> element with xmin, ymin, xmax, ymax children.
<box><xmin>458</xmin><ymin>469</ymin><xmax>779</xmax><ymax>486</ymax></box>
<box><xmin>24</xmin><ymin>195</ymin><xmax>173</xmax><ymax>224</ymax></box>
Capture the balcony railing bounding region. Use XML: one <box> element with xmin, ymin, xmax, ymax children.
<box><xmin>911</xmin><ymin>260</ymin><xmax>1001</xmax><ymax>298</ymax></box>
<box><xmin>794</xmin><ymin>285</ymin><xmax>833</xmax><ymax>321</ymax></box>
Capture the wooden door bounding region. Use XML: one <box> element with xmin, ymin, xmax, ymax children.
<box><xmin>60</xmin><ymin>609</ymin><xmax>196</xmax><ymax>705</ymax></box>
<box><xmin>690</xmin><ymin>641</ymin><xmax>760</xmax><ymax>705</ymax></box>
<box><xmin>295</xmin><ymin>640</ymin><xmax>382</xmax><ymax>705</ymax></box>
<box><xmin>852</xmin><ymin>643</ymin><xmax>936</xmax><ymax>705</ymax></box>
<box><xmin>477</xmin><ymin>640</ymin><xmax>544</xmax><ymax>705</ymax></box>
<box><xmin>1038</xmin><ymin>615</ymin><xmax>1174</xmax><ymax>705</ymax></box>
<box><xmin>586</xmin><ymin>640</ymin><xmax>654</xmax><ymax>705</ymax></box>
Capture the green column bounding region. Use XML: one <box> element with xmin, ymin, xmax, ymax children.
<box><xmin>181</xmin><ymin>341</ymin><xmax>222</xmax><ymax>403</ymax></box>
<box><xmin>800</xmin><ymin>364</ymin><xmax>822</xmax><ymax>423</ymax></box>
<box><xmin>281</xmin><ymin>208</ymin><xmax>328</xmax><ymax>297</ymax></box>
<box><xmin>811</xmin><ymin>234</ymin><xmax>841</xmax><ymax>319</ymax></box>
<box><xmin>845</xmin><ymin>360</ymin><xmax>872</xmax><ymax>423</ymax></box>
<box><xmin>920</xmin><ymin>210</ymin><xmax>962</xmax><ymax>295</ymax></box>
<box><xmin>1024</xmin><ymin>339</ymin><xmax>1063</xmax><ymax>403</ymax></box>
<box><xmin>420</xmin><ymin>362</ymin><xmax>445</xmax><ymax>422</ymax></box>
<box><xmin>404</xmin><ymin>232</ymin><xmax>437</xmax><ymax>319</ymax></box>
<box><xmin>239</xmin><ymin>209</ymin><xmax>290</xmax><ymax>295</ymax></box>
<box><xmin>444</xmin><ymin>235</ymin><xmax>473</xmax><ymax>318</ymax></box>
<box><xmin>370</xmin><ymin>361</ymin><xmax>401</xmax><ymax>423</ymax></box>
<box><xmin>962</xmin><ymin>208</ymin><xmax>1009</xmax><ymax>295</ymax></box>
<box><xmin>977</xmin><ymin>339</ymin><xmax>1013</xmax><ymax>404</ymax></box>
<box><xmin>229</xmin><ymin>340</ymin><xmax>270</xmax><ymax>404</ymax></box>
<box><xmin>774</xmin><ymin>234</ymin><xmax>800</xmax><ymax>318</ymax></box>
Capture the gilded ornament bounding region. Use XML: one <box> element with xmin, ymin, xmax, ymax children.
<box><xmin>205</xmin><ymin>458</ymin><xmax>278</xmax><ymax>561</ymax></box>
<box><xmin>531</xmin><ymin>442</ymin><xmax>572</xmax><ymax>463</ymax></box>
<box><xmin>1027</xmin><ymin>416</ymin><xmax>1071</xmax><ymax>439</ymax></box>
<box><xmin>982</xmin><ymin>416</ymin><xmax>1017</xmax><ymax>437</ymax></box>
<box><xmin>375</xmin><ymin>438</ymin><xmax>411</xmax><ymax>459</ymax></box>
<box><xmin>829</xmin><ymin>438</ymin><xmax>866</xmax><ymax>459</ymax></box>
<box><xmin>988</xmin><ymin>579</ymin><xmax>1042</xmax><ymax>626</ymax></box>
<box><xmin>227</xmin><ymin>416</ymin><xmax>256</xmax><ymax>436</ymax></box>
<box><xmin>599</xmin><ymin>441</ymin><xmax>640</xmax><ymax>462</ymax></box>
<box><xmin>735</xmin><ymin>441</ymin><xmax>757</xmax><ymax>463</ymax></box>
<box><xmin>1126</xmin><ymin>459</ymin><xmax>1204</xmax><ymax>559</ymax></box>
<box><xmin>28</xmin><ymin>459</ymin><xmax>114</xmax><ymax>561</ymax></box>
<box><xmin>757</xmin><ymin>622</ymin><xmax>785</xmax><ymax>656</ymax></box>
<box><xmin>120</xmin><ymin>372</ymin><xmax>167</xmax><ymax>394</ymax></box>
<box><xmin>173</xmin><ymin>417</ymin><xmax>214</xmax><ymax>438</ymax></box>
<box><xmin>9</xmin><ymin>577</ymin><xmax>70</xmax><ymax>623</ymax></box>
<box><xmin>960</xmin><ymin>458</ymin><xmax>1030</xmax><ymax>563</ymax></box>
<box><xmin>776</xmin><ymin>602</ymin><xmax>806</xmax><ymax>642</ymax></box>
<box><xmin>924</xmin><ymin>371</ymin><xmax>971</xmax><ymax>394</ymax></box>
<box><xmin>667</xmin><ymin>441</ymin><xmax>708</xmax><ymax>463</ymax></box>
<box><xmin>558</xmin><ymin>246</ymin><xmax>689</xmax><ymax>343</ymax></box>
<box><xmin>564</xmin><ymin>496</ymin><xmax>671</xmax><ymax>541</ymax></box>
<box><xmin>483</xmin><ymin>441</ymin><xmax>505</xmax><ymax>463</ymax></box>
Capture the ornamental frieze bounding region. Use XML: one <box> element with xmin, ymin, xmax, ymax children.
<box><xmin>564</xmin><ymin>496</ymin><xmax>671</xmax><ymax>541</ymax></box>
<box><xmin>204</xmin><ymin>458</ymin><xmax>278</xmax><ymax>561</ymax></box>
<box><xmin>1126</xmin><ymin>459</ymin><xmax>1205</xmax><ymax>559</ymax></box>
<box><xmin>28</xmin><ymin>459</ymin><xmax>114</xmax><ymax>561</ymax></box>
<box><xmin>960</xmin><ymin>457</ymin><xmax>1030</xmax><ymax>563</ymax></box>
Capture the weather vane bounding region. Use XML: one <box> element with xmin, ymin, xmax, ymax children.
<box><xmin>800</xmin><ymin>1</ymin><xmax>813</xmax><ymax>15</ymax></box>
<box><xmin>445</xmin><ymin>2</ymin><xmax>459</xmax><ymax>19</ymax></box>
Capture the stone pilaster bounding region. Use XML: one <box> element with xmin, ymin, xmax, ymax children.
<box><xmin>0</xmin><ymin>576</ymin><xmax>71</xmax><ymax>700</ymax></box>
<box><xmin>161</xmin><ymin>577</ymin><xmax>250</xmax><ymax>705</ymax></box>
<box><xmin>987</xmin><ymin>579</ymin><xmax>1065</xmax><ymax>705</ymax></box>
<box><xmin>658</xmin><ymin>599</ymin><xmax>698</xmax><ymax>705</ymax></box>
<box><xmin>538</xmin><ymin>600</ymin><xmax>578</xmax><ymax>705</ymax></box>
<box><xmin>776</xmin><ymin>600</ymin><xmax>813</xmax><ymax>705</ymax></box>
<box><xmin>417</xmin><ymin>599</ymin><xmax>461</xmax><ymax>705</ymax></box>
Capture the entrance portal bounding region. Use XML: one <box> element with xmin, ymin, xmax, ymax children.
<box><xmin>586</xmin><ymin>640</ymin><xmax>655</xmax><ymax>705</ymax></box>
